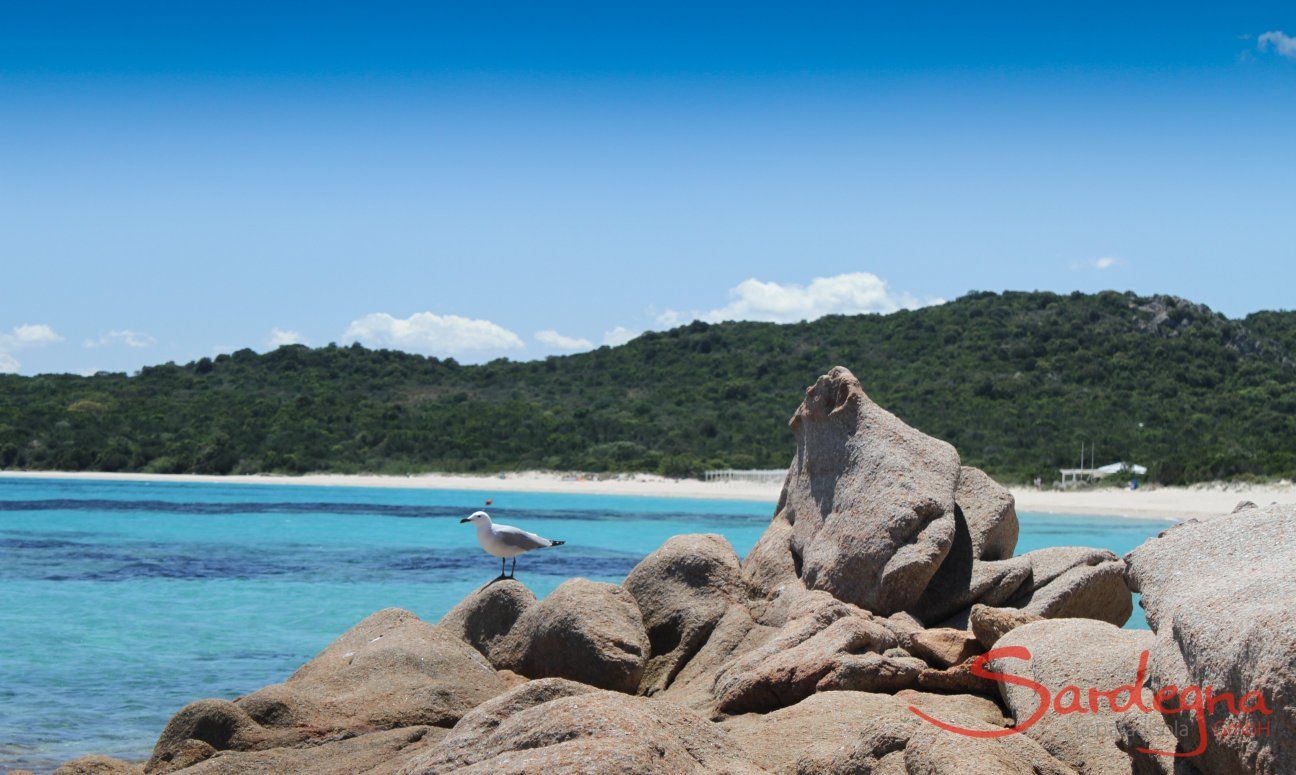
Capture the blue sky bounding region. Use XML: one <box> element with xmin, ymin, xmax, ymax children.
<box><xmin>2</xmin><ymin>2</ymin><xmax>1294</xmax><ymax>374</ymax></box>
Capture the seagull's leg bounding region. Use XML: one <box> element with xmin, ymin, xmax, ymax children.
<box><xmin>499</xmin><ymin>557</ymin><xmax>506</xmax><ymax>579</ymax></box>
<box><xmin>509</xmin><ymin>557</ymin><xmax>516</xmax><ymax>578</ymax></box>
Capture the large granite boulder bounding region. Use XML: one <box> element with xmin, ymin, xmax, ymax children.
<box><xmin>622</xmin><ymin>534</ymin><xmax>746</xmax><ymax>695</ymax></box>
<box><xmin>145</xmin><ymin>609</ymin><xmax>506</xmax><ymax>772</ymax></box>
<box><xmin>955</xmin><ymin>465</ymin><xmax>1020</xmax><ymax>561</ymax></box>
<box><xmin>915</xmin><ymin>655</ymin><xmax>999</xmax><ymax>695</ymax></box>
<box><xmin>899</xmin><ymin>713</ymin><xmax>1078</xmax><ymax>775</ymax></box>
<box><xmin>907</xmin><ymin>627</ymin><xmax>983</xmax><ymax>669</ymax></box>
<box><xmin>1114</xmin><ymin>710</ymin><xmax>1189</xmax><ymax>775</ymax></box>
<box><xmin>1123</xmin><ymin>503</ymin><xmax>1296</xmax><ymax>774</ymax></box>
<box><xmin>493</xmin><ymin>578</ymin><xmax>649</xmax><ymax>693</ymax></box>
<box><xmin>722</xmin><ymin>689</ymin><xmax>1012</xmax><ymax>773</ymax></box>
<box><xmin>145</xmin><ymin>700</ymin><xmax>278</xmax><ymax>772</ymax></box>
<box><xmin>796</xmin><ymin>709</ymin><xmax>1078</xmax><ymax>775</ymax></box>
<box><xmin>710</xmin><ymin>593</ymin><xmax>923</xmax><ymax>714</ymax></box>
<box><xmin>656</xmin><ymin>602</ymin><xmax>778</xmax><ymax>711</ymax></box>
<box><xmin>990</xmin><ymin>618</ymin><xmax>1173</xmax><ymax>774</ymax></box>
<box><xmin>969</xmin><ymin>603</ymin><xmax>1043</xmax><ymax>649</ymax></box>
<box><xmin>912</xmin><ymin>552</ymin><xmax>1033</xmax><ymax>625</ymax></box>
<box><xmin>400</xmin><ymin>683</ymin><xmax>762</xmax><ymax>774</ymax></box>
<box><xmin>1010</xmin><ymin>547</ymin><xmax>1132</xmax><ymax>625</ymax></box>
<box><xmin>54</xmin><ymin>756</ymin><xmax>143</xmax><ymax>775</ymax></box>
<box><xmin>931</xmin><ymin>546</ymin><xmax>1132</xmax><ymax>630</ymax></box>
<box><xmin>238</xmin><ymin>608</ymin><xmax>505</xmax><ymax>730</ymax></box>
<box><xmin>726</xmin><ymin>692</ymin><xmax>918</xmax><ymax>773</ymax></box>
<box><xmin>743</xmin><ymin>367</ymin><xmax>961</xmax><ymax>616</ymax></box>
<box><xmin>438</xmin><ymin>579</ymin><xmax>536</xmax><ymax>665</ymax></box>
<box><xmin>166</xmin><ymin>726</ymin><xmax>442</xmax><ymax>775</ymax></box>
<box><xmin>911</xmin><ymin>466</ymin><xmax>1029</xmax><ymax>623</ymax></box>
<box><xmin>439</xmin><ymin>678</ymin><xmax>599</xmax><ymax>742</ymax></box>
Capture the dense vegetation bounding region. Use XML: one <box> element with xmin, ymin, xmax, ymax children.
<box><xmin>1</xmin><ymin>291</ymin><xmax>1293</xmax><ymax>485</ymax></box>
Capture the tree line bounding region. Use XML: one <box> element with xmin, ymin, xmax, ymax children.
<box><xmin>1</xmin><ymin>290</ymin><xmax>1292</xmax><ymax>485</ymax></box>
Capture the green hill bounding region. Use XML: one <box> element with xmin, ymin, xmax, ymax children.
<box><xmin>2</xmin><ymin>290</ymin><xmax>1293</xmax><ymax>484</ymax></box>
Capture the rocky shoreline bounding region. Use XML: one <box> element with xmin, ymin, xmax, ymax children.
<box><xmin>43</xmin><ymin>368</ymin><xmax>1293</xmax><ymax>775</ymax></box>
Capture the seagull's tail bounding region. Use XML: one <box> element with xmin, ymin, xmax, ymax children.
<box><xmin>549</xmin><ymin>540</ymin><xmax>565</xmax><ymax>547</ymax></box>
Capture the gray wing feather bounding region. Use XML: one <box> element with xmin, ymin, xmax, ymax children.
<box><xmin>494</xmin><ymin>525</ymin><xmax>552</xmax><ymax>550</ymax></box>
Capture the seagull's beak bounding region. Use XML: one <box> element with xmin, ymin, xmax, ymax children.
<box><xmin>459</xmin><ymin>517</ymin><xmax>471</xmax><ymax>523</ymax></box>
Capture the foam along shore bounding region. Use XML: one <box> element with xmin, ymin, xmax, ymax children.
<box><xmin>2</xmin><ymin>468</ymin><xmax>1293</xmax><ymax>521</ymax></box>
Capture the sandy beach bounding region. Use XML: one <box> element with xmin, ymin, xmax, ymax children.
<box><xmin>4</xmin><ymin>469</ymin><xmax>1293</xmax><ymax>520</ymax></box>
<box><xmin>1008</xmin><ymin>482</ymin><xmax>1295</xmax><ymax>520</ymax></box>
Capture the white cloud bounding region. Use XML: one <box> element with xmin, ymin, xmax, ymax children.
<box><xmin>85</xmin><ymin>329</ymin><xmax>156</xmax><ymax>348</ymax></box>
<box><xmin>657</xmin><ymin>272</ymin><xmax>942</xmax><ymax>326</ymax></box>
<box><xmin>5</xmin><ymin>324</ymin><xmax>63</xmax><ymax>347</ymax></box>
<box><xmin>602</xmin><ymin>326</ymin><xmax>640</xmax><ymax>346</ymax></box>
<box><xmin>1258</xmin><ymin>30</ymin><xmax>1296</xmax><ymax>58</ymax></box>
<box><xmin>0</xmin><ymin>323</ymin><xmax>64</xmax><ymax>373</ymax></box>
<box><xmin>268</xmin><ymin>327</ymin><xmax>306</xmax><ymax>348</ymax></box>
<box><xmin>535</xmin><ymin>329</ymin><xmax>593</xmax><ymax>351</ymax></box>
<box><xmin>654</xmin><ymin>309</ymin><xmax>687</xmax><ymax>328</ymax></box>
<box><xmin>1071</xmin><ymin>255</ymin><xmax>1126</xmax><ymax>271</ymax></box>
<box><xmin>344</xmin><ymin>312</ymin><xmax>524</xmax><ymax>356</ymax></box>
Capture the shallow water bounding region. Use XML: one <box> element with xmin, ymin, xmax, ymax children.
<box><xmin>0</xmin><ymin>476</ymin><xmax>1170</xmax><ymax>772</ymax></box>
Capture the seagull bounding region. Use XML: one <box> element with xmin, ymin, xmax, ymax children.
<box><xmin>459</xmin><ymin>510</ymin><xmax>564</xmax><ymax>579</ymax></box>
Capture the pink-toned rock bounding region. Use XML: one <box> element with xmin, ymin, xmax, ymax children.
<box><xmin>795</xmin><ymin>709</ymin><xmax>1077</xmax><ymax>775</ymax></box>
<box><xmin>991</xmin><ymin>618</ymin><xmax>1170</xmax><ymax>774</ymax></box>
<box><xmin>956</xmin><ymin>465</ymin><xmax>1019</xmax><ymax>561</ymax></box>
<box><xmin>913</xmin><ymin>553</ymin><xmax>1033</xmax><ymax>625</ymax></box>
<box><xmin>145</xmin><ymin>700</ymin><xmax>278</xmax><ymax>773</ymax></box>
<box><xmin>622</xmin><ymin>534</ymin><xmax>746</xmax><ymax>695</ymax></box>
<box><xmin>492</xmin><ymin>578</ymin><xmax>649</xmax><ymax>694</ymax></box>
<box><xmin>145</xmin><ymin>609</ymin><xmax>506</xmax><ymax>773</ymax></box>
<box><xmin>53</xmin><ymin>756</ymin><xmax>142</xmax><ymax>775</ymax></box>
<box><xmin>725</xmin><ymin>689</ymin><xmax>1036</xmax><ymax>772</ymax></box>
<box><xmin>171</xmin><ymin>726</ymin><xmax>442</xmax><ymax>775</ymax></box>
<box><xmin>907</xmin><ymin>627</ymin><xmax>983</xmax><ymax>669</ymax></box>
<box><xmin>439</xmin><ymin>678</ymin><xmax>598</xmax><ymax>742</ymax></box>
<box><xmin>655</xmin><ymin>602</ymin><xmax>777</xmax><ymax>711</ymax></box>
<box><xmin>438</xmin><ymin>579</ymin><xmax>536</xmax><ymax>666</ymax></box>
<box><xmin>1123</xmin><ymin>503</ymin><xmax>1296</xmax><ymax>774</ymax></box>
<box><xmin>916</xmin><ymin>658</ymin><xmax>997</xmax><ymax>695</ymax></box>
<box><xmin>914</xmin><ymin>465</ymin><xmax>1024</xmax><ymax>627</ymax></box>
<box><xmin>1010</xmin><ymin>546</ymin><xmax>1132</xmax><ymax>626</ymax></box>
<box><xmin>401</xmin><ymin>686</ymin><xmax>761</xmax><ymax>774</ymax></box>
<box><xmin>710</xmin><ymin>596</ymin><xmax>923</xmax><ymax>714</ymax></box>
<box><xmin>743</xmin><ymin>367</ymin><xmax>961</xmax><ymax>616</ymax></box>
<box><xmin>238</xmin><ymin>608</ymin><xmax>505</xmax><ymax>731</ymax></box>
<box><xmin>969</xmin><ymin>603</ymin><xmax>1043</xmax><ymax>648</ymax></box>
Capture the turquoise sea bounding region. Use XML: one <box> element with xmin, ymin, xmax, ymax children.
<box><xmin>0</xmin><ymin>477</ymin><xmax>1171</xmax><ymax>772</ymax></box>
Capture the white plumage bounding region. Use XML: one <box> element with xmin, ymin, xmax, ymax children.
<box><xmin>459</xmin><ymin>510</ymin><xmax>564</xmax><ymax>578</ymax></box>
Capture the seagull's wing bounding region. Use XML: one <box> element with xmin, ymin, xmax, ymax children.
<box><xmin>492</xmin><ymin>524</ymin><xmax>553</xmax><ymax>550</ymax></box>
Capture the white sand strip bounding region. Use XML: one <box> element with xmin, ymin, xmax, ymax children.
<box><xmin>0</xmin><ymin>469</ymin><xmax>781</xmax><ymax>502</ymax></box>
<box><xmin>2</xmin><ymin>469</ymin><xmax>1292</xmax><ymax>521</ymax></box>
<box><xmin>1010</xmin><ymin>483</ymin><xmax>1294</xmax><ymax>521</ymax></box>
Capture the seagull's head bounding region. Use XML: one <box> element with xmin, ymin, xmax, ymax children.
<box><xmin>459</xmin><ymin>510</ymin><xmax>491</xmax><ymax>525</ymax></box>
